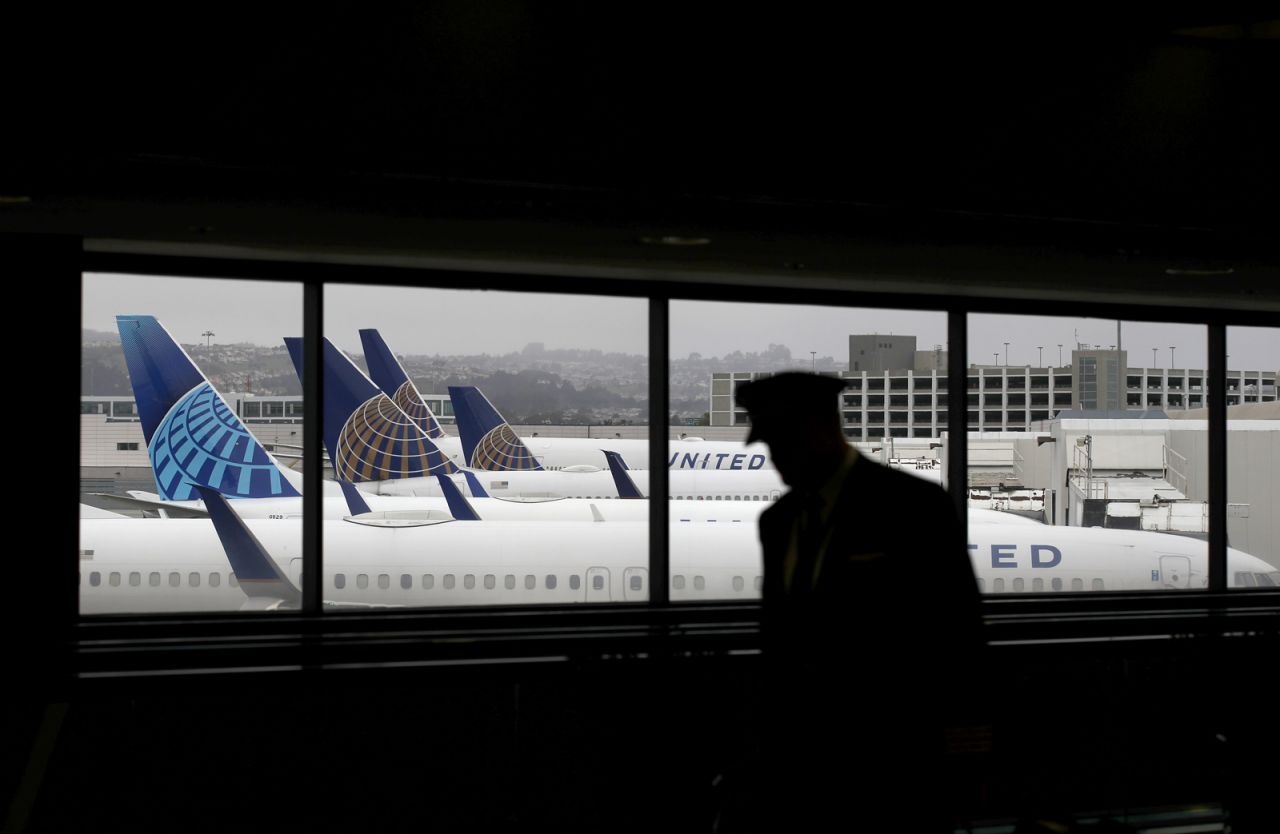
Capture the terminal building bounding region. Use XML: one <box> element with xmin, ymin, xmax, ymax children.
<box><xmin>711</xmin><ymin>336</ymin><xmax>1278</xmax><ymax>439</ymax></box>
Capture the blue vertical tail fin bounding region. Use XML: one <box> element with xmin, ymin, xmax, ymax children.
<box><xmin>116</xmin><ymin>316</ymin><xmax>300</xmax><ymax>501</ymax></box>
<box><xmin>319</xmin><ymin>337</ymin><xmax>457</xmax><ymax>482</ymax></box>
<box><xmin>447</xmin><ymin>385</ymin><xmax>543</xmax><ymax>471</ymax></box>
<box><xmin>359</xmin><ymin>329</ymin><xmax>447</xmax><ymax>439</ymax></box>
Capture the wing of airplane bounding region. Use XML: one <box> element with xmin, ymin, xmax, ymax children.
<box><xmin>83</xmin><ymin>492</ymin><xmax>212</xmax><ymax>519</ymax></box>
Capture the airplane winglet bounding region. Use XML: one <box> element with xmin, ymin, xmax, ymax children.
<box><xmin>192</xmin><ymin>486</ymin><xmax>300</xmax><ymax>609</ymax></box>
<box><xmin>461</xmin><ymin>470</ymin><xmax>489</xmax><ymax>498</ymax></box>
<box><xmin>337</xmin><ymin>480</ymin><xmax>373</xmax><ymax>516</ymax></box>
<box><xmin>436</xmin><ymin>475</ymin><xmax>481</xmax><ymax>520</ymax></box>
<box><xmin>603</xmin><ymin>450</ymin><xmax>644</xmax><ymax>499</ymax></box>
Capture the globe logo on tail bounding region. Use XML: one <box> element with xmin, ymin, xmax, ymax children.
<box><xmin>336</xmin><ymin>395</ymin><xmax>456</xmax><ymax>482</ymax></box>
<box><xmin>150</xmin><ymin>383</ymin><xmax>298</xmax><ymax>500</ymax></box>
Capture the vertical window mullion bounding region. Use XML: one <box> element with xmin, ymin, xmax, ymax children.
<box><xmin>302</xmin><ymin>280</ymin><xmax>324</xmax><ymax>613</ymax></box>
<box><xmin>1208</xmin><ymin>322</ymin><xmax>1227</xmax><ymax>592</ymax></box>
<box><xmin>947</xmin><ymin>310</ymin><xmax>969</xmax><ymax>546</ymax></box>
<box><xmin>648</xmin><ymin>295</ymin><xmax>670</xmax><ymax>605</ymax></box>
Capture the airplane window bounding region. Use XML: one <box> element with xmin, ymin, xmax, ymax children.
<box><xmin>169</xmin><ymin>572</ymin><xmax>180</xmax><ymax>588</ymax></box>
<box><xmin>1234</xmin><ymin>571</ymin><xmax>1255</xmax><ymax>587</ymax></box>
<box><xmin>592</xmin><ymin>575</ymin><xmax>604</xmax><ymax>591</ymax></box>
<box><xmin>229</xmin><ymin>574</ymin><xmax>239</xmax><ymax>588</ymax></box>
<box><xmin>1032</xmin><ymin>578</ymin><xmax>1044</xmax><ymax>592</ymax></box>
<box><xmin>1092</xmin><ymin>579</ymin><xmax>1105</xmax><ymax>591</ymax></box>
<box><xmin>733</xmin><ymin>495</ymin><xmax>741</xmax><ymax>501</ymax></box>
<box><xmin>89</xmin><ymin>572</ymin><xmax>101</xmax><ymax>587</ymax></box>
<box><xmin>108</xmin><ymin>572</ymin><xmax>121</xmax><ymax>587</ymax></box>
<box><xmin>1071</xmin><ymin>578</ymin><xmax>1083</xmax><ymax>591</ymax></box>
<box><xmin>569</xmin><ymin>575</ymin><xmax>581</xmax><ymax>591</ymax></box>
<box><xmin>357</xmin><ymin>574</ymin><xmax>369</xmax><ymax>590</ymax></box>
<box><xmin>993</xmin><ymin>578</ymin><xmax>1005</xmax><ymax>592</ymax></box>
<box><xmin>524</xmin><ymin>575</ymin><xmax>536</xmax><ymax>590</ymax></box>
<box><xmin>694</xmin><ymin>576</ymin><xmax>705</xmax><ymax>591</ymax></box>
<box><xmin>210</xmin><ymin>573</ymin><xmax>221</xmax><ymax>588</ymax></box>
<box><xmin>505</xmin><ymin>575</ymin><xmax>516</xmax><ymax>590</ymax></box>
<box><xmin>128</xmin><ymin>572</ymin><xmax>141</xmax><ymax>587</ymax></box>
<box><xmin>1013</xmin><ymin>578</ymin><xmax>1025</xmax><ymax>592</ymax></box>
<box><xmin>464</xmin><ymin>574</ymin><xmax>476</xmax><ymax>590</ymax></box>
<box><xmin>546</xmin><ymin>575</ymin><xmax>557</xmax><ymax>590</ymax></box>
<box><xmin>630</xmin><ymin>575</ymin><xmax>643</xmax><ymax>592</ymax></box>
<box><xmin>149</xmin><ymin>572</ymin><xmax>160</xmax><ymax>587</ymax></box>
<box><xmin>401</xmin><ymin>574</ymin><xmax>412</xmax><ymax>590</ymax></box>
<box><xmin>335</xmin><ymin>574</ymin><xmax>346</xmax><ymax>590</ymax></box>
<box><xmin>1051</xmin><ymin>578</ymin><xmax>1063</xmax><ymax>591</ymax></box>
<box><xmin>732</xmin><ymin>576</ymin><xmax>744</xmax><ymax>592</ymax></box>
<box><xmin>673</xmin><ymin>575</ymin><xmax>686</xmax><ymax>590</ymax></box>
<box><xmin>484</xmin><ymin>575</ymin><xmax>496</xmax><ymax>590</ymax></box>
<box><xmin>443</xmin><ymin>574</ymin><xmax>455</xmax><ymax>590</ymax></box>
<box><xmin>1257</xmin><ymin>572</ymin><xmax>1279</xmax><ymax>587</ymax></box>
<box><xmin>377</xmin><ymin>574</ymin><xmax>389</xmax><ymax>590</ymax></box>
<box><xmin>422</xmin><ymin>574</ymin><xmax>435</xmax><ymax>590</ymax></box>
<box><xmin>189</xmin><ymin>572</ymin><xmax>200</xmax><ymax>587</ymax></box>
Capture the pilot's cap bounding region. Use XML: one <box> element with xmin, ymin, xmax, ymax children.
<box><xmin>735</xmin><ymin>372</ymin><xmax>846</xmax><ymax>444</ymax></box>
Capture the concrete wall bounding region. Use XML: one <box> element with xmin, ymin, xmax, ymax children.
<box><xmin>1168</xmin><ymin>422</ymin><xmax>1280</xmax><ymax>569</ymax></box>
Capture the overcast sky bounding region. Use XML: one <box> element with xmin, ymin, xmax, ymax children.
<box><xmin>84</xmin><ymin>273</ymin><xmax>1277</xmax><ymax>369</ymax></box>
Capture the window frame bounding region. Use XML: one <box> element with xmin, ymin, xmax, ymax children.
<box><xmin>67</xmin><ymin>246</ymin><xmax>1280</xmax><ymax>677</ymax></box>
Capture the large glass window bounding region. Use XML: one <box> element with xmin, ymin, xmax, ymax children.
<box><xmin>969</xmin><ymin>314</ymin><xmax>1209</xmax><ymax>592</ymax></box>
<box><xmin>669</xmin><ymin>300</ymin><xmax>946</xmax><ymax>601</ymax></box>
<box><xmin>80</xmin><ymin>273</ymin><xmax>303</xmax><ymax>614</ymax></box>
<box><xmin>321</xmin><ymin>284</ymin><xmax>647</xmax><ymax>607</ymax></box>
<box><xmin>1227</xmin><ymin>326</ymin><xmax>1279</xmax><ymax>585</ymax></box>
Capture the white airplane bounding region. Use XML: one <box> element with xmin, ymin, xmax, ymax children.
<box><xmin>78</xmin><ymin>489</ymin><xmax>1279</xmax><ymax>614</ymax></box>
<box><xmin>113</xmin><ymin>315</ymin><xmax>784</xmax><ymax>510</ymax></box>
<box><xmin>354</xmin><ymin>328</ymin><xmax>773</xmax><ymax>472</ymax></box>
<box><xmin>298</xmin><ymin>333</ymin><xmax>787</xmax><ymax>500</ymax></box>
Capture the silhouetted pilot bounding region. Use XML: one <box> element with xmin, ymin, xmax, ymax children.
<box><xmin>730</xmin><ymin>372</ymin><xmax>983</xmax><ymax>832</ymax></box>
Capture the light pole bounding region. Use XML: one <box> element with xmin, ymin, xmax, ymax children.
<box><xmin>1037</xmin><ymin>346</ymin><xmax>1043</xmax><ymax>366</ymax></box>
<box><xmin>1058</xmin><ymin>344</ymin><xmax>1063</xmax><ymax>365</ymax></box>
<box><xmin>1003</xmin><ymin>342</ymin><xmax>1009</xmax><ymax>366</ymax></box>
<box><xmin>202</xmin><ymin>330</ymin><xmax>215</xmax><ymax>347</ymax></box>
<box><xmin>1170</xmin><ymin>346</ymin><xmax>1175</xmax><ymax>368</ymax></box>
<box><xmin>1152</xmin><ymin>347</ymin><xmax>1157</xmax><ymax>368</ymax></box>
<box><xmin>993</xmin><ymin>353</ymin><xmax>999</xmax><ymax>366</ymax></box>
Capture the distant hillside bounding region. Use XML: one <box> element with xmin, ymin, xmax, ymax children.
<box><xmin>82</xmin><ymin>336</ymin><xmax>824</xmax><ymax>422</ymax></box>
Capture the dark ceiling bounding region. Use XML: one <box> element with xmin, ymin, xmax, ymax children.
<box><xmin>8</xmin><ymin>8</ymin><xmax>1279</xmax><ymax>245</ymax></box>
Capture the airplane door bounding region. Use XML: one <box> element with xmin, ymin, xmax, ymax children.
<box><xmin>586</xmin><ymin>567</ymin><xmax>611</xmax><ymax>601</ymax></box>
<box><xmin>623</xmin><ymin>567</ymin><xmax>649</xmax><ymax>602</ymax></box>
<box><xmin>289</xmin><ymin>559</ymin><xmax>303</xmax><ymax>587</ymax></box>
<box><xmin>1159</xmin><ymin>555</ymin><xmax>1191</xmax><ymax>588</ymax></box>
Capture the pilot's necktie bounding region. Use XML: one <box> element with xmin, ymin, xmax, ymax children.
<box><xmin>790</xmin><ymin>494</ymin><xmax>826</xmax><ymax>595</ymax></box>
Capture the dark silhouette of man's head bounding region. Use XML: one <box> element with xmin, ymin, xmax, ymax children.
<box><xmin>736</xmin><ymin>373</ymin><xmax>848</xmax><ymax>489</ymax></box>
